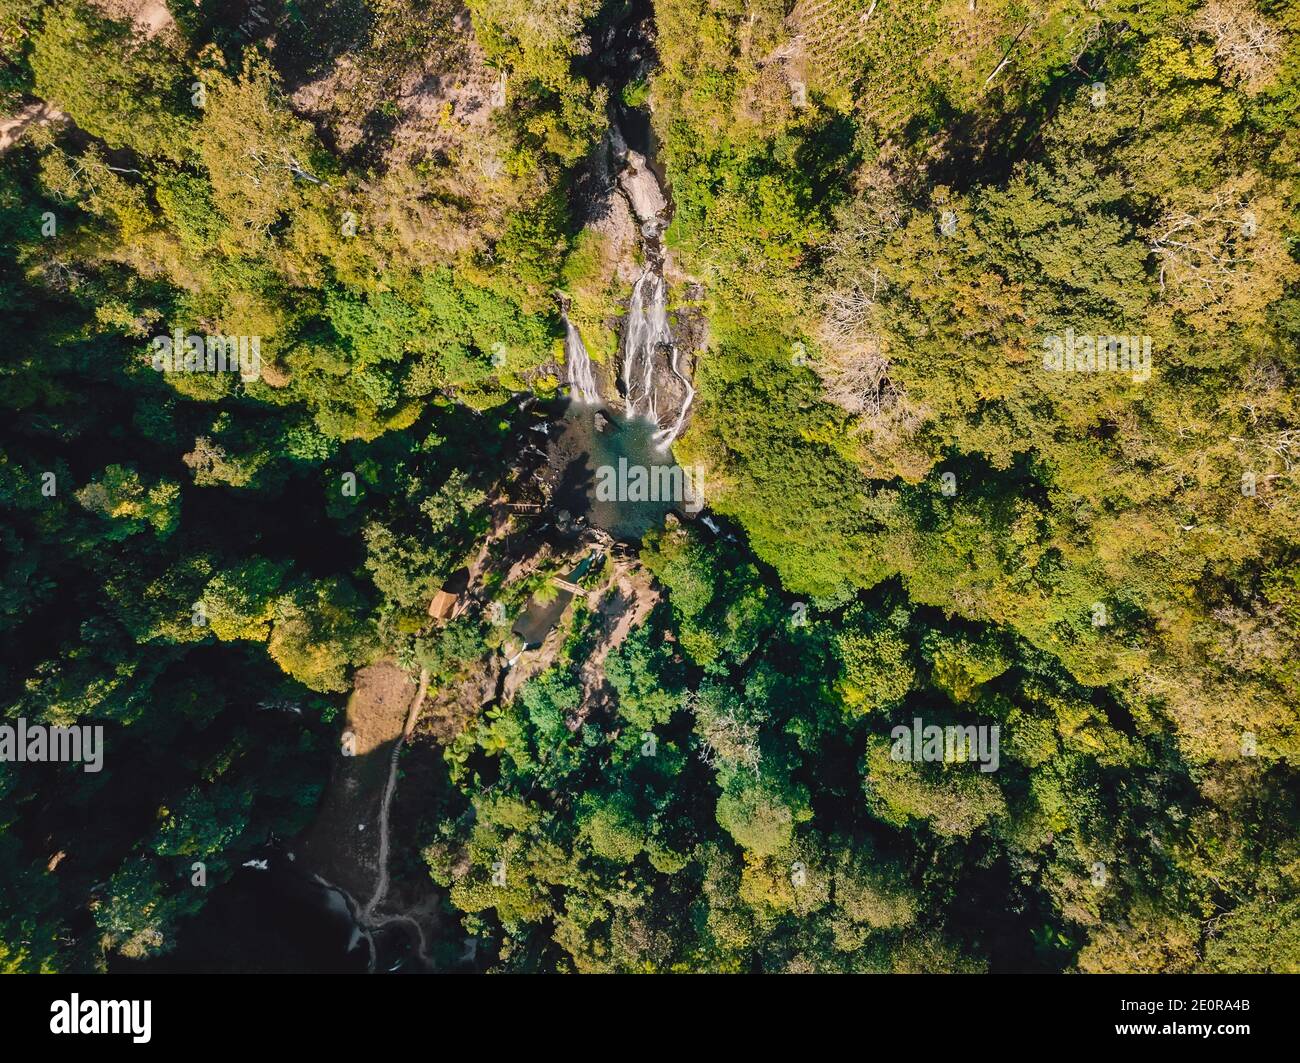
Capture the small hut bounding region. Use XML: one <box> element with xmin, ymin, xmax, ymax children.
<box><xmin>427</xmin><ymin>588</ymin><xmax>459</xmax><ymax>622</ymax></box>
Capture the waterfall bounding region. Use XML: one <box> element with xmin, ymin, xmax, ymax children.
<box><xmin>621</xmin><ymin>268</ymin><xmax>668</xmax><ymax>423</ymax></box>
<box><xmin>563</xmin><ymin>315</ymin><xmax>600</xmax><ymax>405</ymax></box>
<box><xmin>620</xmin><ymin>265</ymin><xmax>695</xmax><ymax>450</ymax></box>
<box><xmin>657</xmin><ymin>338</ymin><xmax>695</xmax><ymax>449</ymax></box>
<box><xmin>607</xmin><ymin>121</ymin><xmax>696</xmax><ymax>450</ymax></box>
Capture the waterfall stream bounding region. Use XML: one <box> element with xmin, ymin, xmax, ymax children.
<box><xmin>559</xmin><ymin>119</ymin><xmax>695</xmax><ymax>450</ymax></box>
<box><xmin>563</xmin><ymin>315</ymin><xmax>600</xmax><ymax>405</ymax></box>
<box><xmin>619</xmin><ymin>238</ymin><xmax>695</xmax><ymax>450</ymax></box>
<box><xmin>659</xmin><ymin>345</ymin><xmax>695</xmax><ymax>447</ymax></box>
<box><xmin>621</xmin><ymin>267</ymin><xmax>670</xmax><ymax>426</ymax></box>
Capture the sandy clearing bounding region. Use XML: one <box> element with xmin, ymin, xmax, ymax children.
<box><xmin>89</xmin><ymin>0</ymin><xmax>176</xmax><ymax>38</ymax></box>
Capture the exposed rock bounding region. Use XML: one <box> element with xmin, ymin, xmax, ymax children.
<box><xmin>574</xmin><ymin>130</ymin><xmax>642</xmax><ymax>287</ymax></box>
<box><xmin>618</xmin><ymin>148</ymin><xmax>668</xmax><ymax>224</ymax></box>
<box><xmin>592</xmin><ymin>192</ymin><xmax>641</xmax><ymax>287</ymax></box>
<box><xmin>610</xmin><ymin>126</ymin><xmax>668</xmax><ymax>224</ymax></box>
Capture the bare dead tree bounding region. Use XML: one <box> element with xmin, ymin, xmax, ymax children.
<box><xmin>1193</xmin><ymin>0</ymin><xmax>1282</xmax><ymax>94</ymax></box>
<box><xmin>1259</xmin><ymin>429</ymin><xmax>1300</xmax><ymax>473</ymax></box>
<box><xmin>982</xmin><ymin>22</ymin><xmax>1032</xmax><ymax>90</ymax></box>
<box><xmin>688</xmin><ymin>690</ymin><xmax>761</xmax><ymax>776</ymax></box>
<box><xmin>813</xmin><ymin>333</ymin><xmax>897</xmax><ymax>419</ymax></box>
<box><xmin>1238</xmin><ymin>360</ymin><xmax>1285</xmax><ymax>424</ymax></box>
<box><xmin>1148</xmin><ymin>188</ymin><xmax>1257</xmax><ymax>297</ymax></box>
<box><xmin>819</xmin><ymin>272</ymin><xmax>881</xmax><ymax>344</ymax></box>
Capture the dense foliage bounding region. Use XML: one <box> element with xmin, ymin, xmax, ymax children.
<box><xmin>2</xmin><ymin>0</ymin><xmax>1298</xmax><ymax>973</ymax></box>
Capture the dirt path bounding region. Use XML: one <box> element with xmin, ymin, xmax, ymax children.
<box><xmin>0</xmin><ymin>102</ymin><xmax>63</xmax><ymax>155</ymax></box>
<box><xmin>300</xmin><ymin>663</ymin><xmax>416</xmax><ymax>898</ymax></box>
<box><xmin>301</xmin><ymin>660</ymin><xmax>439</xmax><ymax>970</ymax></box>
<box><xmin>364</xmin><ymin>667</ymin><xmax>429</xmax><ymax>923</ymax></box>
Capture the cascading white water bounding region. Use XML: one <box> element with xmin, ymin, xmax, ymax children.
<box><xmin>621</xmin><ymin>268</ymin><xmax>669</xmax><ymax>424</ymax></box>
<box><xmin>563</xmin><ymin>315</ymin><xmax>600</xmax><ymax>405</ymax></box>
<box><xmin>620</xmin><ymin>265</ymin><xmax>695</xmax><ymax>450</ymax></box>
<box><xmin>658</xmin><ymin>338</ymin><xmax>695</xmax><ymax>449</ymax></box>
<box><xmin>603</xmin><ymin>123</ymin><xmax>696</xmax><ymax>450</ymax></box>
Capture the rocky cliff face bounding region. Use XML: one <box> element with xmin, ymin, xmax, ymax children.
<box><xmin>610</xmin><ymin>125</ymin><xmax>668</xmax><ymax>226</ymax></box>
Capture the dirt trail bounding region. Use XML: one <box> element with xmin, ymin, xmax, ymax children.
<box><xmin>300</xmin><ymin>659</ymin><xmax>440</xmax><ymax>970</ymax></box>
<box><xmin>364</xmin><ymin>668</ymin><xmax>429</xmax><ymax>923</ymax></box>
<box><xmin>300</xmin><ymin>480</ymin><xmax>669</xmax><ymax>969</ymax></box>
<box><xmin>0</xmin><ymin>102</ymin><xmax>63</xmax><ymax>155</ymax></box>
